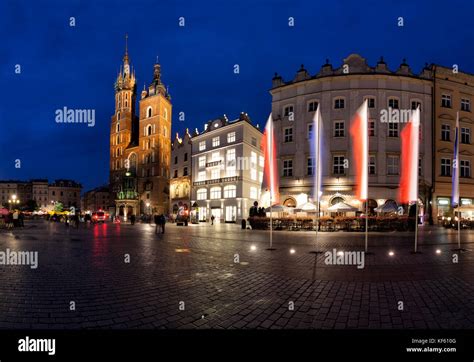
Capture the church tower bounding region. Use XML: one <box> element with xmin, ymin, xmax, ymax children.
<box><xmin>137</xmin><ymin>59</ymin><xmax>172</xmax><ymax>214</ymax></box>
<box><xmin>109</xmin><ymin>35</ymin><xmax>138</xmax><ymax>211</ymax></box>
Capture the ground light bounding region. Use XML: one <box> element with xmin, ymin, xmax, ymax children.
<box><xmin>388</xmin><ymin>251</ymin><xmax>395</xmax><ymax>256</ymax></box>
<box><xmin>290</xmin><ymin>248</ymin><xmax>296</xmax><ymax>254</ymax></box>
<box><xmin>250</xmin><ymin>245</ymin><xmax>257</xmax><ymax>251</ymax></box>
<box><xmin>436</xmin><ymin>249</ymin><xmax>442</xmax><ymax>254</ymax></box>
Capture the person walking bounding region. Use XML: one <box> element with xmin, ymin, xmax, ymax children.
<box><xmin>18</xmin><ymin>211</ymin><xmax>24</xmax><ymax>227</ymax></box>
<box><xmin>12</xmin><ymin>210</ymin><xmax>19</xmax><ymax>228</ymax></box>
<box><xmin>154</xmin><ymin>213</ymin><xmax>160</xmax><ymax>234</ymax></box>
<box><xmin>130</xmin><ymin>214</ymin><xmax>136</xmax><ymax>225</ymax></box>
<box><xmin>160</xmin><ymin>214</ymin><xmax>166</xmax><ymax>234</ymax></box>
<box><xmin>211</xmin><ymin>214</ymin><xmax>215</xmax><ymax>225</ymax></box>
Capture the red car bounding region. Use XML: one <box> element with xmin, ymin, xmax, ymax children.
<box><xmin>91</xmin><ymin>211</ymin><xmax>107</xmax><ymax>223</ymax></box>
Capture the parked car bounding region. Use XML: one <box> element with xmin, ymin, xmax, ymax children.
<box><xmin>91</xmin><ymin>211</ymin><xmax>107</xmax><ymax>224</ymax></box>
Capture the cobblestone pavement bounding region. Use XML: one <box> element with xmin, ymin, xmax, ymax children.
<box><xmin>0</xmin><ymin>220</ymin><xmax>473</xmax><ymax>329</ymax></box>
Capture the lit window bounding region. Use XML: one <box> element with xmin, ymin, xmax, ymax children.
<box><xmin>212</xmin><ymin>136</ymin><xmax>220</xmax><ymax>147</ymax></box>
<box><xmin>211</xmin><ymin>169</ymin><xmax>220</xmax><ymax>179</ymax></box>
<box><xmin>197</xmin><ymin>188</ymin><xmax>207</xmax><ymax>200</ymax></box>
<box><xmin>198</xmin><ymin>171</ymin><xmax>206</xmax><ymax>181</ymax></box>
<box><xmin>224</xmin><ymin>185</ymin><xmax>236</xmax><ymax>198</ymax></box>
<box><xmin>199</xmin><ymin>141</ymin><xmax>206</xmax><ymax>151</ymax></box>
<box><xmin>250</xmin><ymin>187</ymin><xmax>257</xmax><ymax>200</ymax></box>
<box><xmin>210</xmin><ymin>187</ymin><xmax>221</xmax><ymax>199</ymax></box>
<box><xmin>199</xmin><ymin>156</ymin><xmax>206</xmax><ymax>168</ymax></box>
<box><xmin>227</xmin><ymin>132</ymin><xmax>236</xmax><ymax>143</ymax></box>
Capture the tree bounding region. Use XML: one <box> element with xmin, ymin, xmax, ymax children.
<box><xmin>54</xmin><ymin>202</ymin><xmax>64</xmax><ymax>212</ymax></box>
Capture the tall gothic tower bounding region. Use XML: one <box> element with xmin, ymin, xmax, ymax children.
<box><xmin>137</xmin><ymin>60</ymin><xmax>172</xmax><ymax>215</ymax></box>
<box><xmin>110</xmin><ymin>35</ymin><xmax>137</xmax><ymax>197</ymax></box>
<box><xmin>109</xmin><ymin>36</ymin><xmax>172</xmax><ymax>218</ymax></box>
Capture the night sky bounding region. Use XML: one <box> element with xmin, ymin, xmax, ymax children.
<box><xmin>1</xmin><ymin>0</ymin><xmax>473</xmax><ymax>191</ymax></box>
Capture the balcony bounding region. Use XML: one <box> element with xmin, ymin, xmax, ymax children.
<box><xmin>193</xmin><ymin>176</ymin><xmax>242</xmax><ymax>186</ymax></box>
<box><xmin>206</xmin><ymin>160</ymin><xmax>222</xmax><ymax>168</ymax></box>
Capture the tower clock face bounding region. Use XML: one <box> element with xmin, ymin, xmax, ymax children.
<box><xmin>124</xmin><ymin>64</ymin><xmax>130</xmax><ymax>74</ymax></box>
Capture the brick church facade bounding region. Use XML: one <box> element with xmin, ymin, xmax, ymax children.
<box><xmin>109</xmin><ymin>37</ymin><xmax>171</xmax><ymax>219</ymax></box>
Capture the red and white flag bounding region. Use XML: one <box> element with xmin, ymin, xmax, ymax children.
<box><xmin>261</xmin><ymin>113</ymin><xmax>279</xmax><ymax>205</ymax></box>
<box><xmin>350</xmin><ymin>100</ymin><xmax>369</xmax><ymax>201</ymax></box>
<box><xmin>399</xmin><ymin>108</ymin><xmax>420</xmax><ymax>203</ymax></box>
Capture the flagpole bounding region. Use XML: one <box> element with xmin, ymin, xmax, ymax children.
<box><xmin>269</xmin><ymin>115</ymin><xmax>274</xmax><ymax>250</ymax></box>
<box><xmin>414</xmin><ymin>200</ymin><xmax>419</xmax><ymax>253</ymax></box>
<box><xmin>413</xmin><ymin>107</ymin><xmax>420</xmax><ymax>254</ymax></box>
<box><xmin>365</xmin><ymin>101</ymin><xmax>369</xmax><ymax>253</ymax></box>
<box><xmin>457</xmin><ymin>207</ymin><xmax>461</xmax><ymax>249</ymax></box>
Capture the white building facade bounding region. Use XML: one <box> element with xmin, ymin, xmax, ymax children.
<box><xmin>190</xmin><ymin>114</ymin><xmax>264</xmax><ymax>223</ymax></box>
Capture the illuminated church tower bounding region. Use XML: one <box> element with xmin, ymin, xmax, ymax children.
<box><xmin>109</xmin><ymin>36</ymin><xmax>171</xmax><ymax>219</ymax></box>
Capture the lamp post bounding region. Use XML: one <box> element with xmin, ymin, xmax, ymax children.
<box><xmin>146</xmin><ymin>202</ymin><xmax>151</xmax><ymax>223</ymax></box>
<box><xmin>8</xmin><ymin>194</ymin><xmax>20</xmax><ymax>210</ymax></box>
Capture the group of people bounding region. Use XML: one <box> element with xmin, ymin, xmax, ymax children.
<box><xmin>154</xmin><ymin>214</ymin><xmax>167</xmax><ymax>234</ymax></box>
<box><xmin>1</xmin><ymin>210</ymin><xmax>25</xmax><ymax>229</ymax></box>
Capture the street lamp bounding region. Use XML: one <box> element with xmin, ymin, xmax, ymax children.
<box><xmin>8</xmin><ymin>194</ymin><xmax>20</xmax><ymax>210</ymax></box>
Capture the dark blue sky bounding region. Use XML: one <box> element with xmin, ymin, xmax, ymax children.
<box><xmin>1</xmin><ymin>0</ymin><xmax>473</xmax><ymax>191</ymax></box>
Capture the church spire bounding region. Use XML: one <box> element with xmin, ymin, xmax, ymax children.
<box><xmin>123</xmin><ymin>34</ymin><xmax>129</xmax><ymax>65</ymax></box>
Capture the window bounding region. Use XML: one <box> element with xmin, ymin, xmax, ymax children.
<box><xmin>163</xmin><ymin>126</ymin><xmax>168</xmax><ymax>137</ymax></box>
<box><xmin>334</xmin><ymin>121</ymin><xmax>345</xmax><ymax>137</ymax></box>
<box><xmin>197</xmin><ymin>188</ymin><xmax>207</xmax><ymax>200</ymax></box>
<box><xmin>441</xmin><ymin>94</ymin><xmax>452</xmax><ymax>108</ymax></box>
<box><xmin>283</xmin><ymin>160</ymin><xmax>293</xmax><ymax>177</ymax></box>
<box><xmin>210</xmin><ymin>187</ymin><xmax>221</xmax><ymax>199</ymax></box>
<box><xmin>307</xmin><ymin>157</ymin><xmax>315</xmax><ymax>176</ymax></box>
<box><xmin>224</xmin><ymin>185</ymin><xmax>236</xmax><ymax>198</ymax></box>
<box><xmin>461</xmin><ymin>98</ymin><xmax>471</xmax><ymax>112</ymax></box>
<box><xmin>250</xmin><ymin>187</ymin><xmax>258</xmax><ymax>200</ymax></box>
<box><xmin>284</xmin><ymin>127</ymin><xmax>293</xmax><ymax>143</ymax></box>
<box><xmin>441</xmin><ymin>124</ymin><xmax>451</xmax><ymax>141</ymax></box>
<box><xmin>250</xmin><ymin>151</ymin><xmax>257</xmax><ymax>168</ymax></box>
<box><xmin>116</xmin><ymin>123</ymin><xmax>120</xmax><ymax>132</ymax></box>
<box><xmin>334</xmin><ymin>98</ymin><xmax>345</xmax><ymax>109</ymax></box>
<box><xmin>184</xmin><ymin>153</ymin><xmax>188</xmax><ymax>162</ymax></box>
<box><xmin>441</xmin><ymin>158</ymin><xmax>451</xmax><ymax>177</ymax></box>
<box><xmin>308</xmin><ymin>101</ymin><xmax>319</xmax><ymax>112</ymax></box>
<box><xmin>387</xmin><ymin>155</ymin><xmax>399</xmax><ymax>175</ymax></box>
<box><xmin>227</xmin><ymin>148</ymin><xmax>236</xmax><ymax>162</ymax></box>
<box><xmin>147</xmin><ymin>107</ymin><xmax>153</xmax><ymax>118</ymax></box>
<box><xmin>388</xmin><ymin>122</ymin><xmax>399</xmax><ymax>137</ymax></box>
<box><xmin>369</xmin><ymin>155</ymin><xmax>376</xmax><ymax>175</ymax></box>
<box><xmin>369</xmin><ymin>119</ymin><xmax>375</xmax><ymax>136</ymax></box>
<box><xmin>164</xmin><ymin>108</ymin><xmax>168</xmax><ymax>120</ymax></box>
<box><xmin>388</xmin><ymin>98</ymin><xmax>399</xmax><ymax>109</ymax></box>
<box><xmin>173</xmin><ymin>170</ymin><xmax>178</xmax><ymax>178</ymax></box>
<box><xmin>461</xmin><ymin>160</ymin><xmax>471</xmax><ymax>178</ymax></box>
<box><xmin>419</xmin><ymin>158</ymin><xmax>422</xmax><ymax>176</ymax></box>
<box><xmin>147</xmin><ymin>125</ymin><xmax>152</xmax><ymax>136</ymax></box>
<box><xmin>333</xmin><ymin>156</ymin><xmax>345</xmax><ymax>175</ymax></box>
<box><xmin>198</xmin><ymin>171</ymin><xmax>206</xmax><ymax>181</ymax></box>
<box><xmin>198</xmin><ymin>156</ymin><xmax>206</xmax><ymax>168</ymax></box>
<box><xmin>250</xmin><ymin>169</ymin><xmax>257</xmax><ymax>180</ymax></box>
<box><xmin>211</xmin><ymin>152</ymin><xmax>220</xmax><ymax>162</ymax></box>
<box><xmin>211</xmin><ymin>169</ymin><xmax>220</xmax><ymax>179</ymax></box>
<box><xmin>461</xmin><ymin>127</ymin><xmax>470</xmax><ymax>144</ymax></box>
<box><xmin>307</xmin><ymin>124</ymin><xmax>313</xmax><ymax>139</ymax></box>
<box><xmin>174</xmin><ymin>156</ymin><xmax>178</xmax><ymax>164</ymax></box>
<box><xmin>227</xmin><ymin>132</ymin><xmax>236</xmax><ymax>143</ymax></box>
<box><xmin>259</xmin><ymin>156</ymin><xmax>264</xmax><ymax>168</ymax></box>
<box><xmin>251</xmin><ymin>137</ymin><xmax>257</xmax><ymax>147</ymax></box>
<box><xmin>411</xmin><ymin>101</ymin><xmax>422</xmax><ymax>110</ymax></box>
<box><xmin>212</xmin><ymin>136</ymin><xmax>220</xmax><ymax>147</ymax></box>
<box><xmin>284</xmin><ymin>105</ymin><xmax>294</xmax><ymax>117</ymax></box>
<box><xmin>366</xmin><ymin>97</ymin><xmax>375</xmax><ymax>108</ymax></box>
<box><xmin>199</xmin><ymin>141</ymin><xmax>206</xmax><ymax>151</ymax></box>
<box><xmin>183</xmin><ymin>167</ymin><xmax>188</xmax><ymax>176</ymax></box>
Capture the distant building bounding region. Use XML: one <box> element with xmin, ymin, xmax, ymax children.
<box><xmin>170</xmin><ymin>129</ymin><xmax>192</xmax><ymax>217</ymax></box>
<box><xmin>81</xmin><ymin>186</ymin><xmax>110</xmax><ymax>212</ymax></box>
<box><xmin>48</xmin><ymin>180</ymin><xmax>82</xmax><ymax>209</ymax></box>
<box><xmin>0</xmin><ymin>179</ymin><xmax>82</xmax><ymax>210</ymax></box>
<box><xmin>190</xmin><ymin>113</ymin><xmax>264</xmax><ymax>223</ymax></box>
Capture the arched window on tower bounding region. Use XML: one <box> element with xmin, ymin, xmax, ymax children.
<box><xmin>125</xmin><ymin>100</ymin><xmax>128</xmax><ymax>107</ymax></box>
<box><xmin>147</xmin><ymin>125</ymin><xmax>152</xmax><ymax>136</ymax></box>
<box><xmin>164</xmin><ymin>108</ymin><xmax>168</xmax><ymax>120</ymax></box>
<box><xmin>116</xmin><ymin>135</ymin><xmax>120</xmax><ymax>145</ymax></box>
<box><xmin>147</xmin><ymin>107</ymin><xmax>153</xmax><ymax>118</ymax></box>
<box><xmin>164</xmin><ymin>126</ymin><xmax>168</xmax><ymax>137</ymax></box>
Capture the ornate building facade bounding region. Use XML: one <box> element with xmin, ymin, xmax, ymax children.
<box><xmin>170</xmin><ymin>129</ymin><xmax>192</xmax><ymax>218</ymax></box>
<box><xmin>270</xmin><ymin>54</ymin><xmax>433</xmax><ymax>219</ymax></box>
<box><xmin>109</xmin><ymin>38</ymin><xmax>172</xmax><ymax>219</ymax></box>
